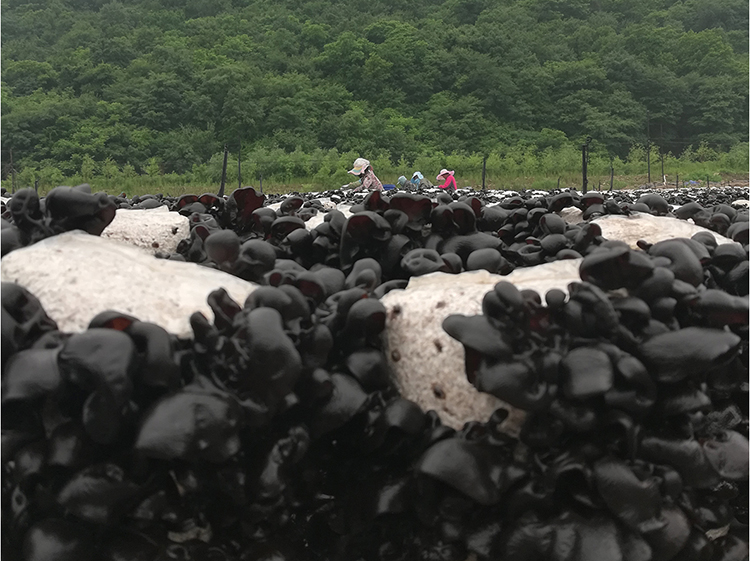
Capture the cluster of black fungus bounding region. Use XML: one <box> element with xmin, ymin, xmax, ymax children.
<box><xmin>156</xmin><ymin>187</ymin><xmax>747</xmax><ymax>281</ymax></box>
<box><xmin>2</xmin><ymin>184</ymin><xmax>746</xmax><ymax>264</ymax></box>
<box><xmin>1</xmin><ymin>277</ymin><xmax>381</xmax><ymax>559</ymax></box>
<box><xmin>164</xmin><ymin>187</ymin><xmax>615</xmax><ymax>281</ymax></box>
<box><xmin>1</xmin><ymin>186</ymin><xmax>116</xmax><ymax>257</ymax></box>
<box><xmin>1</xmin><ymin>183</ymin><xmax>748</xmax><ymax>560</ymax></box>
<box><xmin>444</xmin><ymin>233</ymin><xmax>748</xmax><ymax>561</ymax></box>
<box><xmin>3</xmin><ymin>232</ymin><xmax>748</xmax><ymax>560</ymax></box>
<box><xmin>3</xmin><ymin>267</ymin><xmax>503</xmax><ymax>560</ymax></box>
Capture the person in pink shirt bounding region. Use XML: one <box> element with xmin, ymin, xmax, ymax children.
<box><xmin>436</xmin><ymin>169</ymin><xmax>457</xmax><ymax>191</ymax></box>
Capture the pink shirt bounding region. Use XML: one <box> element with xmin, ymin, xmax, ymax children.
<box><xmin>439</xmin><ymin>175</ymin><xmax>457</xmax><ymax>190</ymax></box>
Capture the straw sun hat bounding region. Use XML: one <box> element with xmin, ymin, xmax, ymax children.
<box><xmin>436</xmin><ymin>168</ymin><xmax>455</xmax><ymax>180</ymax></box>
<box><xmin>348</xmin><ymin>158</ymin><xmax>370</xmax><ymax>175</ymax></box>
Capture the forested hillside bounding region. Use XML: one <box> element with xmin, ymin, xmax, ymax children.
<box><xmin>1</xmin><ymin>0</ymin><xmax>747</xmax><ymax>185</ymax></box>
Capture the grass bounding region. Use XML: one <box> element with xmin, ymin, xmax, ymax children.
<box><xmin>4</xmin><ymin>143</ymin><xmax>748</xmax><ymax>199</ymax></box>
<box><xmin>4</xmin><ymin>171</ymin><xmax>745</xmax><ymax>200</ymax></box>
<box><xmin>4</xmin><ymin>141</ymin><xmax>747</xmax><ymax>198</ymax></box>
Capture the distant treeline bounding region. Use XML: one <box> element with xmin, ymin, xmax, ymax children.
<box><xmin>2</xmin><ymin>0</ymin><xmax>748</xmax><ymax>179</ymax></box>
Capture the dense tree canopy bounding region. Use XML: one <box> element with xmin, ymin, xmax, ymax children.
<box><xmin>1</xmin><ymin>0</ymin><xmax>747</xmax><ymax>176</ymax></box>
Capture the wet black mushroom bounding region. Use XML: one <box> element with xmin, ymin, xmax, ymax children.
<box><xmin>2</xmin><ymin>185</ymin><xmax>747</xmax><ymax>561</ymax></box>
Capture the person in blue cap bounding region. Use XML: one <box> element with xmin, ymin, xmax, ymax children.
<box><xmin>411</xmin><ymin>171</ymin><xmax>433</xmax><ymax>189</ymax></box>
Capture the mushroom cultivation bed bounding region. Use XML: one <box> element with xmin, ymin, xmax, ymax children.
<box><xmin>1</xmin><ymin>184</ymin><xmax>748</xmax><ymax>561</ymax></box>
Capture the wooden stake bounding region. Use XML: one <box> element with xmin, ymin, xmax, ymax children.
<box><xmin>219</xmin><ymin>145</ymin><xmax>228</xmax><ymax>197</ymax></box>
<box><xmin>660</xmin><ymin>152</ymin><xmax>665</xmax><ymax>184</ymax></box>
<box><xmin>581</xmin><ymin>143</ymin><xmax>588</xmax><ymax>194</ymax></box>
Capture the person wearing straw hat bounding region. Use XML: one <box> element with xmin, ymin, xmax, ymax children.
<box><xmin>342</xmin><ymin>157</ymin><xmax>383</xmax><ymax>192</ymax></box>
<box><xmin>436</xmin><ymin>168</ymin><xmax>457</xmax><ymax>191</ymax></box>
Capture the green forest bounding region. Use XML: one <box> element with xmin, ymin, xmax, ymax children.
<box><xmin>1</xmin><ymin>0</ymin><xmax>748</xmax><ymax>192</ymax></box>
